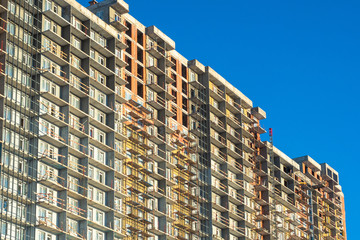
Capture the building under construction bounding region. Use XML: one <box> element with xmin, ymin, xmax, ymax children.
<box><xmin>0</xmin><ymin>0</ymin><xmax>346</xmax><ymax>239</ymax></box>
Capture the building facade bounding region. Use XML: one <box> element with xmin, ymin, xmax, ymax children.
<box><xmin>0</xmin><ymin>0</ymin><xmax>346</xmax><ymax>240</ymax></box>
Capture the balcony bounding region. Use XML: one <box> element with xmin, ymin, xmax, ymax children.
<box><xmin>227</xmin><ymin>144</ymin><xmax>243</xmax><ymax>161</ymax></box>
<box><xmin>148</xmin><ymin>95</ymin><xmax>166</xmax><ymax>110</ymax></box>
<box><xmin>211</xmin><ymin>149</ymin><xmax>227</xmax><ymax>163</ymax></box>
<box><xmin>228</xmin><ymin>159</ymin><xmax>243</xmax><ymax>174</ymax></box>
<box><xmin>253</xmin><ymin>123</ymin><xmax>266</xmax><ymax>134</ymax></box>
<box><xmin>71</xmin><ymin>63</ymin><xmax>89</xmax><ymax>79</ymax></box>
<box><xmin>114</xmin><ymin>185</ymin><xmax>128</xmax><ymax>199</ymax></box>
<box><xmin>109</xmin><ymin>16</ymin><xmax>128</xmax><ymax>32</ymax></box>
<box><xmin>148</xmin><ymin>224</ymin><xmax>167</xmax><ymax>236</ymax></box>
<box><xmin>226</xmin><ymin>100</ymin><xmax>242</xmax><ymax>114</ymax></box>
<box><xmin>209</xmin><ymin>85</ymin><xmax>225</xmax><ymax>102</ymax></box>
<box><xmin>241</xmin><ymin>124</ymin><xmax>253</xmax><ymax>139</ymax></box>
<box><xmin>240</xmin><ymin>109</ymin><xmax>253</xmax><ymax>124</ymax></box>
<box><xmin>146</xmin><ymin>44</ymin><xmax>165</xmax><ymax>59</ymax></box>
<box><xmin>210</xmin><ymin>133</ymin><xmax>226</xmax><ymax>148</ymax></box>
<box><xmin>41</xmin><ymin>45</ymin><xmax>69</xmax><ymax>66</ymax></box>
<box><xmin>229</xmin><ymin>208</ymin><xmax>246</xmax><ymax>222</ymax></box>
<box><xmin>227</xmin><ymin>114</ymin><xmax>241</xmax><ymax>129</ymax></box>
<box><xmin>71</xmin><ymin>21</ymin><xmax>89</xmax><ymax>40</ymax></box>
<box><xmin>35</xmin><ymin>193</ymin><xmax>65</xmax><ymax>213</ymax></box>
<box><xmin>37</xmin><ymin>217</ymin><xmax>65</xmax><ymax>235</ymax></box>
<box><xmin>43</xmin><ymin>8</ymin><xmax>70</xmax><ymax>26</ymax></box>
<box><xmin>212</xmin><ymin>181</ymin><xmax>227</xmax><ymax>196</ymax></box>
<box><xmin>40</xmin><ymin>90</ymin><xmax>68</xmax><ymax>108</ymax></box>
<box><xmin>210</xmin><ymin>103</ymin><xmax>225</xmax><ymax>118</ymax></box>
<box><xmin>229</xmin><ymin>225</ymin><xmax>245</xmax><ymax>237</ymax></box>
<box><xmin>146</xmin><ymin>78</ymin><xmax>165</xmax><ymax>93</ymax></box>
<box><xmin>39</xmin><ymin>65</ymin><xmax>68</xmax><ymax>86</ymax></box>
<box><xmin>253</xmin><ymin>191</ymin><xmax>269</xmax><ymax>206</ymax></box>
<box><xmin>42</xmin><ymin>29</ymin><xmax>70</xmax><ymax>46</ymax></box>
<box><xmin>110</xmin><ymin>0</ymin><xmax>129</xmax><ymax>14</ymax></box>
<box><xmin>38</xmin><ymin>128</ymin><xmax>67</xmax><ymax>148</ymax></box>
<box><xmin>254</xmin><ymin>179</ymin><xmax>269</xmax><ymax>191</ymax></box>
<box><xmin>39</xmin><ymin>104</ymin><xmax>67</xmax><ymax>128</ymax></box>
<box><xmin>148</xmin><ymin>63</ymin><xmax>165</xmax><ymax>76</ymax></box>
<box><xmin>212</xmin><ymin>214</ymin><xmax>229</xmax><ymax>228</ymax></box>
<box><xmin>274</xmin><ymin>188</ymin><xmax>297</xmax><ymax>211</ymax></box>
<box><xmin>37</xmin><ymin>171</ymin><xmax>66</xmax><ymax>191</ymax></box>
<box><xmin>211</xmin><ymin>166</ymin><xmax>228</xmax><ymax>180</ymax></box>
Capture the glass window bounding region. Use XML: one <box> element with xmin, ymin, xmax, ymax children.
<box><xmin>44</xmin><ymin>0</ymin><xmax>51</xmax><ymax>11</ymax></box>
<box><xmin>98</xmin><ymin>93</ymin><xmax>105</xmax><ymax>104</ymax></box>
<box><xmin>44</xmin><ymin>18</ymin><xmax>51</xmax><ymax>31</ymax></box>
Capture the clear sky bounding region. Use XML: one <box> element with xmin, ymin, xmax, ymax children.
<box><xmin>80</xmin><ymin>0</ymin><xmax>358</xmax><ymax>237</ymax></box>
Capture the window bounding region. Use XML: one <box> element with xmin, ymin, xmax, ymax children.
<box><xmin>52</xmin><ymin>23</ymin><xmax>57</xmax><ymax>33</ymax></box>
<box><xmin>23</xmin><ymin>52</ymin><xmax>32</xmax><ymax>66</ymax></box>
<box><xmin>44</xmin><ymin>0</ymin><xmax>51</xmax><ymax>11</ymax></box>
<box><xmin>88</xmin><ymin>187</ymin><xmax>93</xmax><ymax>200</ymax></box>
<box><xmin>8</xmin><ymin>2</ymin><xmax>15</xmax><ymax>14</ymax></box>
<box><xmin>90</xmin><ymin>49</ymin><xmax>95</xmax><ymax>59</ymax></box>
<box><xmin>97</xmin><ymin>210</ymin><xmax>104</xmax><ymax>223</ymax></box>
<box><xmin>98</xmin><ymin>55</ymin><xmax>105</xmax><ymax>65</ymax></box>
<box><xmin>89</xmin><ymin>166</ymin><xmax>94</xmax><ymax>178</ymax></box>
<box><xmin>98</xmin><ymin>74</ymin><xmax>105</xmax><ymax>84</ymax></box>
<box><xmin>23</xmin><ymin>32</ymin><xmax>31</xmax><ymax>45</ymax></box>
<box><xmin>98</xmin><ymin>151</ymin><xmax>105</xmax><ymax>164</ymax></box>
<box><xmin>44</xmin><ymin>18</ymin><xmax>51</xmax><ymax>31</ymax></box>
<box><xmin>99</xmin><ymin>36</ymin><xmax>105</xmax><ymax>47</ymax></box>
<box><xmin>73</xmin><ymin>36</ymin><xmax>81</xmax><ymax>49</ymax></box>
<box><xmin>6</xmin><ymin>42</ymin><xmax>14</xmax><ymax>56</ymax></box>
<box><xmin>190</xmin><ymin>71</ymin><xmax>196</xmax><ymax>82</ymax></box>
<box><xmin>149</xmin><ymin>56</ymin><xmax>154</xmax><ymax>66</ymax></box>
<box><xmin>89</xmin><ymin>107</ymin><xmax>95</xmax><ymax>118</ymax></box>
<box><xmin>90</xmin><ymin>68</ymin><xmax>95</xmax><ymax>78</ymax></box>
<box><xmin>89</xmin><ymin>127</ymin><xmax>94</xmax><ymax>138</ymax></box>
<box><xmin>1</xmin><ymin>221</ymin><xmax>7</xmax><ymax>235</ymax></box>
<box><xmin>333</xmin><ymin>173</ymin><xmax>338</xmax><ymax>182</ymax></box>
<box><xmin>98</xmin><ymin>93</ymin><xmax>105</xmax><ymax>104</ymax></box>
<box><xmin>89</xmin><ymin>146</ymin><xmax>94</xmax><ymax>158</ymax></box>
<box><xmin>71</xmin><ymin>55</ymin><xmax>81</xmax><ymax>69</ymax></box>
<box><xmin>98</xmin><ymin>113</ymin><xmax>105</xmax><ymax>123</ymax></box>
<box><xmin>88</xmin><ymin>229</ymin><xmax>93</xmax><ymax>240</ymax></box>
<box><xmin>70</xmin><ymin>94</ymin><xmax>80</xmax><ymax>109</ymax></box>
<box><xmin>97</xmin><ymin>232</ymin><xmax>104</xmax><ymax>240</ymax></box>
<box><xmin>99</xmin><ymin>132</ymin><xmax>104</xmax><ymax>143</ymax></box>
<box><xmin>89</xmin><ymin>87</ymin><xmax>95</xmax><ymax>98</ymax></box>
<box><xmin>147</xmin><ymin>72</ymin><xmax>154</xmax><ymax>83</ymax></box>
<box><xmin>6</xmin><ymin>65</ymin><xmax>14</xmax><ymax>78</ymax></box>
<box><xmin>98</xmin><ymin>171</ymin><xmax>104</xmax><ymax>184</ymax></box>
<box><xmin>7</xmin><ymin>22</ymin><xmax>15</xmax><ymax>35</ymax></box>
<box><xmin>73</xmin><ymin>17</ymin><xmax>82</xmax><ymax>31</ymax></box>
<box><xmin>327</xmin><ymin>169</ymin><xmax>332</xmax><ymax>177</ymax></box>
<box><xmin>24</xmin><ymin>12</ymin><xmax>33</xmax><ymax>24</ymax></box>
<box><xmin>88</xmin><ymin>207</ymin><xmax>93</xmax><ymax>220</ymax></box>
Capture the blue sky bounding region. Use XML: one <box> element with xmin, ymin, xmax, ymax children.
<box><xmin>80</xmin><ymin>0</ymin><xmax>358</xmax><ymax>237</ymax></box>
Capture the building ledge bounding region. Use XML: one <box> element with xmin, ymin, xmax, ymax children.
<box><xmin>146</xmin><ymin>26</ymin><xmax>175</xmax><ymax>50</ymax></box>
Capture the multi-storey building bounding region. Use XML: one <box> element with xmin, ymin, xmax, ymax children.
<box><xmin>0</xmin><ymin>0</ymin><xmax>346</xmax><ymax>240</ymax></box>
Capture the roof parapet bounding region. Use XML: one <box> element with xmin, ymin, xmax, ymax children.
<box><xmin>188</xmin><ymin>59</ymin><xmax>205</xmax><ymax>74</ymax></box>
<box><xmin>293</xmin><ymin>156</ymin><xmax>321</xmax><ymax>172</ymax></box>
<box><xmin>273</xmin><ymin>145</ymin><xmax>300</xmax><ymax>171</ymax></box>
<box><xmin>146</xmin><ymin>26</ymin><xmax>175</xmax><ymax>50</ymax></box>
<box><xmin>67</xmin><ymin>0</ymin><xmax>118</xmax><ymax>38</ymax></box>
<box><xmin>87</xmin><ymin>0</ymin><xmax>129</xmax><ymax>14</ymax></box>
<box><xmin>206</xmin><ymin>66</ymin><xmax>253</xmax><ymax>108</ymax></box>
